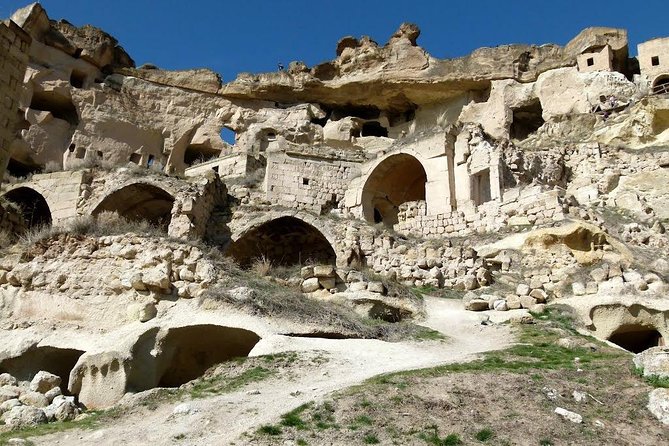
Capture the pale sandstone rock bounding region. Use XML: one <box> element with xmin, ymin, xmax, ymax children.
<box><xmin>44</xmin><ymin>386</ymin><xmax>62</xmax><ymax>403</ymax></box>
<box><xmin>0</xmin><ymin>387</ymin><xmax>20</xmax><ymax>404</ymax></box>
<box><xmin>29</xmin><ymin>371</ymin><xmax>61</xmax><ymax>394</ymax></box>
<box><xmin>301</xmin><ymin>278</ymin><xmax>320</xmax><ymax>293</ymax></box>
<box><xmin>0</xmin><ymin>398</ymin><xmax>21</xmax><ymax>414</ymax></box>
<box><xmin>634</xmin><ymin>347</ymin><xmax>669</xmax><ymax>378</ymax></box>
<box><xmin>516</xmin><ymin>283</ymin><xmax>530</xmax><ymax>296</ymax></box>
<box><xmin>0</xmin><ymin>373</ymin><xmax>17</xmax><ymax>387</ymax></box>
<box><xmin>648</xmin><ymin>388</ymin><xmax>669</xmax><ymax>425</ymax></box>
<box><xmin>529</xmin><ymin>289</ymin><xmax>548</xmax><ymax>303</ymax></box>
<box><xmin>554</xmin><ymin>407</ymin><xmax>583</xmax><ymax>423</ymax></box>
<box><xmin>313</xmin><ymin>265</ymin><xmax>335</xmax><ymax>278</ymax></box>
<box><xmin>466</xmin><ymin>299</ymin><xmax>489</xmax><ymax>312</ymax></box>
<box><xmin>2</xmin><ymin>405</ymin><xmax>48</xmax><ymax>429</ymax></box>
<box><xmin>19</xmin><ymin>391</ymin><xmax>49</xmax><ymax>408</ymax></box>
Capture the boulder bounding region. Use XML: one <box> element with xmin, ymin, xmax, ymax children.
<box><xmin>142</xmin><ymin>268</ymin><xmax>171</xmax><ymax>292</ymax></box>
<box><xmin>648</xmin><ymin>388</ymin><xmax>669</xmax><ymax>425</ymax></box>
<box><xmin>572</xmin><ymin>282</ymin><xmax>586</xmax><ymax>296</ymax></box>
<box><xmin>51</xmin><ymin>400</ymin><xmax>79</xmax><ymax>422</ymax></box>
<box><xmin>300</xmin><ymin>266</ymin><xmax>314</xmax><ymax>279</ymax></box>
<box><xmin>529</xmin><ymin>288</ymin><xmax>548</xmax><ymax>303</ymax></box>
<box><xmin>634</xmin><ymin>347</ymin><xmax>669</xmax><ymax>378</ymax></box>
<box><xmin>493</xmin><ymin>299</ymin><xmax>509</xmax><ymax>311</ymax></box>
<box><xmin>520</xmin><ymin>295</ymin><xmax>538</xmax><ymax>309</ymax></box>
<box><xmin>367</xmin><ymin>282</ymin><xmax>386</xmax><ymax>294</ymax></box>
<box><xmin>313</xmin><ymin>265</ymin><xmax>335</xmax><ymax>278</ymax></box>
<box><xmin>301</xmin><ymin>277</ymin><xmax>320</xmax><ymax>293</ymax></box>
<box><xmin>0</xmin><ymin>373</ymin><xmax>17</xmax><ymax>387</ymax></box>
<box><xmin>44</xmin><ymin>386</ymin><xmax>62</xmax><ymax>403</ymax></box>
<box><xmin>0</xmin><ymin>387</ymin><xmax>20</xmax><ymax>404</ymax></box>
<box><xmin>2</xmin><ymin>406</ymin><xmax>48</xmax><ymax>429</ymax></box>
<box><xmin>127</xmin><ymin>302</ymin><xmax>157</xmax><ymax>322</ymax></box>
<box><xmin>516</xmin><ymin>283</ymin><xmax>530</xmax><ymax>296</ymax></box>
<box><xmin>0</xmin><ymin>398</ymin><xmax>21</xmax><ymax>414</ymax></box>
<box><xmin>19</xmin><ymin>391</ymin><xmax>49</xmax><ymax>408</ymax></box>
<box><xmin>506</xmin><ymin>295</ymin><xmax>522</xmax><ymax>310</ymax></box>
<box><xmin>348</xmin><ymin>282</ymin><xmax>367</xmax><ymax>292</ymax></box>
<box><xmin>554</xmin><ymin>407</ymin><xmax>583</xmax><ymax>423</ymax></box>
<box><xmin>29</xmin><ymin>371</ymin><xmax>61</xmax><ymax>394</ymax></box>
<box><xmin>466</xmin><ymin>299</ymin><xmax>489</xmax><ymax>311</ymax></box>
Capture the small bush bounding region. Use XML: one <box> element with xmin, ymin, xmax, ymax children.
<box><xmin>257</xmin><ymin>425</ymin><xmax>282</xmax><ymax>436</ymax></box>
<box><xmin>250</xmin><ymin>255</ymin><xmax>274</xmax><ymax>277</ymax></box>
<box><xmin>475</xmin><ymin>428</ymin><xmax>494</xmax><ymax>442</ymax></box>
<box><xmin>363</xmin><ymin>433</ymin><xmax>380</xmax><ymax>444</ymax></box>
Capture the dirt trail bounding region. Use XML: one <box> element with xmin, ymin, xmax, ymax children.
<box><xmin>31</xmin><ymin>298</ymin><xmax>516</xmax><ymax>446</ymax></box>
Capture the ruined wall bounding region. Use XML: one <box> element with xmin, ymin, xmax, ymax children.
<box><xmin>0</xmin><ymin>20</ymin><xmax>31</xmax><ymax>181</ymax></box>
<box><xmin>265</xmin><ymin>149</ymin><xmax>361</xmax><ymax>214</ymax></box>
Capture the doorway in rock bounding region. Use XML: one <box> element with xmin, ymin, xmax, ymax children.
<box><xmin>227</xmin><ymin>216</ymin><xmax>336</xmax><ymax>268</ymax></box>
<box><xmin>92</xmin><ymin>183</ymin><xmax>175</xmax><ymax>230</ymax></box>
<box><xmin>607</xmin><ymin>325</ymin><xmax>664</xmax><ymax>353</ymax></box>
<box><xmin>156</xmin><ymin>325</ymin><xmax>261</xmax><ymax>387</ymax></box>
<box><xmin>2</xmin><ymin>187</ymin><xmax>52</xmax><ymax>229</ymax></box>
<box><xmin>361</xmin><ymin>153</ymin><xmax>427</xmax><ymax>226</ymax></box>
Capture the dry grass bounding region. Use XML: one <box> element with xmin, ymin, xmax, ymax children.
<box><xmin>13</xmin><ymin>212</ymin><xmax>165</xmax><ymax>250</ymax></box>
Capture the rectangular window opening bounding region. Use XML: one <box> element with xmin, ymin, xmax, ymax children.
<box><xmin>302</xmin><ymin>178</ymin><xmax>310</xmax><ymax>186</ymax></box>
<box><xmin>586</xmin><ymin>57</ymin><xmax>594</xmax><ymax>67</ymax></box>
<box><xmin>652</xmin><ymin>56</ymin><xmax>660</xmax><ymax>66</ymax></box>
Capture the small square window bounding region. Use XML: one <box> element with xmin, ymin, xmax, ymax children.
<box><xmin>652</xmin><ymin>56</ymin><xmax>660</xmax><ymax>66</ymax></box>
<box><xmin>302</xmin><ymin>178</ymin><xmax>310</xmax><ymax>186</ymax></box>
<box><xmin>586</xmin><ymin>57</ymin><xmax>594</xmax><ymax>67</ymax></box>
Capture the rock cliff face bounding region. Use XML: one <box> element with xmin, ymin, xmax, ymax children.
<box><xmin>2</xmin><ymin>1</ymin><xmax>669</xmax><ymax>434</ymax></box>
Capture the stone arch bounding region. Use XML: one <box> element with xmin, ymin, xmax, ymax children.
<box><xmin>91</xmin><ymin>182</ymin><xmax>175</xmax><ymax>229</ymax></box>
<box><xmin>652</xmin><ymin>74</ymin><xmax>669</xmax><ymax>94</ymax></box>
<box><xmin>361</xmin><ymin>152</ymin><xmax>428</xmax><ymax>226</ymax></box>
<box><xmin>608</xmin><ymin>324</ymin><xmax>664</xmax><ymax>353</ymax></box>
<box><xmin>228</xmin><ymin>215</ymin><xmax>337</xmax><ymax>267</ymax></box>
<box><xmin>155</xmin><ymin>325</ymin><xmax>261</xmax><ymax>388</ymax></box>
<box><xmin>0</xmin><ymin>346</ymin><xmax>84</xmax><ymax>391</ymax></box>
<box><xmin>2</xmin><ymin>186</ymin><xmax>52</xmax><ymax>228</ymax></box>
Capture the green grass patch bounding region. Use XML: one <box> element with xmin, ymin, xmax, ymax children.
<box><xmin>257</xmin><ymin>424</ymin><xmax>282</xmax><ymax>436</ymax></box>
<box><xmin>633</xmin><ymin>367</ymin><xmax>669</xmax><ymax>388</ymax></box>
<box><xmin>188</xmin><ymin>366</ymin><xmax>274</xmax><ymax>399</ymax></box>
<box><xmin>475</xmin><ymin>427</ymin><xmax>494</xmax><ymax>442</ymax></box>
<box><xmin>419</xmin><ymin>426</ymin><xmax>462</xmax><ymax>445</ymax></box>
<box><xmin>280</xmin><ymin>404</ymin><xmax>311</xmax><ymax>429</ymax></box>
<box><xmin>410</xmin><ymin>325</ymin><xmax>448</xmax><ymax>342</ymax></box>
<box><xmin>0</xmin><ymin>408</ymin><xmax>123</xmax><ymax>445</ymax></box>
<box><xmin>363</xmin><ymin>433</ymin><xmax>381</xmax><ymax>444</ymax></box>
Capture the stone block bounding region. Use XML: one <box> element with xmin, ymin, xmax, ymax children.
<box><xmin>301</xmin><ymin>277</ymin><xmax>320</xmax><ymax>293</ymax></box>
<box><xmin>313</xmin><ymin>265</ymin><xmax>335</xmax><ymax>278</ymax></box>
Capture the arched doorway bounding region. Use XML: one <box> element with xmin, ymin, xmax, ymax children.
<box><xmin>92</xmin><ymin>183</ymin><xmax>175</xmax><ymax>230</ymax></box>
<box><xmin>228</xmin><ymin>216</ymin><xmax>336</xmax><ymax>267</ymax></box>
<box><xmin>3</xmin><ymin>187</ymin><xmax>52</xmax><ymax>228</ymax></box>
<box><xmin>361</xmin><ymin>154</ymin><xmax>427</xmax><ymax>226</ymax></box>
<box><xmin>607</xmin><ymin>324</ymin><xmax>664</xmax><ymax>353</ymax></box>
<box><xmin>652</xmin><ymin>75</ymin><xmax>669</xmax><ymax>95</ymax></box>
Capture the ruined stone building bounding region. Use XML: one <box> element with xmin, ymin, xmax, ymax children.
<box><xmin>1</xmin><ymin>2</ymin><xmax>669</xmax><ymax>417</ymax></box>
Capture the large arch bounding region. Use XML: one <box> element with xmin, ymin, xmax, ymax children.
<box><xmin>227</xmin><ymin>216</ymin><xmax>337</xmax><ymax>267</ymax></box>
<box><xmin>361</xmin><ymin>153</ymin><xmax>427</xmax><ymax>226</ymax></box>
<box><xmin>2</xmin><ymin>186</ymin><xmax>52</xmax><ymax>228</ymax></box>
<box><xmin>91</xmin><ymin>182</ymin><xmax>175</xmax><ymax>229</ymax></box>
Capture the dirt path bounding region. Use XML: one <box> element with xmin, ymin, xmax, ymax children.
<box><xmin>31</xmin><ymin>298</ymin><xmax>516</xmax><ymax>445</ymax></box>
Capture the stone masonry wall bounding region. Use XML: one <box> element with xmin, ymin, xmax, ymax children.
<box><xmin>394</xmin><ymin>186</ymin><xmax>566</xmax><ymax>238</ymax></box>
<box><xmin>0</xmin><ymin>20</ymin><xmax>31</xmax><ymax>181</ymax></box>
<box><xmin>265</xmin><ymin>151</ymin><xmax>361</xmax><ymax>214</ymax></box>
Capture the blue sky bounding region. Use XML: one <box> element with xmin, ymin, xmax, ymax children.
<box><xmin>3</xmin><ymin>1</ymin><xmax>667</xmax><ymax>82</ymax></box>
